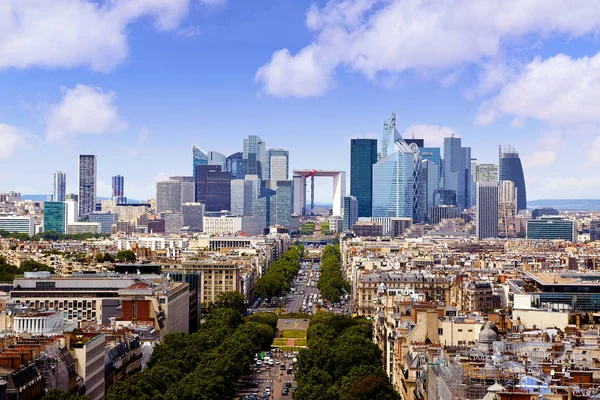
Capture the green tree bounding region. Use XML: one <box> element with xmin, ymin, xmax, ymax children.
<box><xmin>213</xmin><ymin>291</ymin><xmax>247</xmax><ymax>315</ymax></box>
<box><xmin>103</xmin><ymin>253</ymin><xmax>115</xmax><ymax>262</ymax></box>
<box><xmin>42</xmin><ymin>389</ymin><xmax>90</xmax><ymax>400</ymax></box>
<box><xmin>116</xmin><ymin>250</ymin><xmax>136</xmax><ymax>262</ymax></box>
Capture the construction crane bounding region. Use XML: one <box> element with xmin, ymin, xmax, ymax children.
<box><xmin>304</xmin><ymin>169</ymin><xmax>317</xmax><ymax>213</ymax></box>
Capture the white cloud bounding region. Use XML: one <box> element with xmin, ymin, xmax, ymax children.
<box><xmin>198</xmin><ymin>0</ymin><xmax>227</xmax><ymax>7</ymax></box>
<box><xmin>46</xmin><ymin>85</ymin><xmax>126</xmax><ymax>141</ymax></box>
<box><xmin>476</xmin><ymin>53</ymin><xmax>600</xmax><ymax>126</ymax></box>
<box><xmin>256</xmin><ymin>0</ymin><xmax>600</xmax><ymax>97</ymax></box>
<box><xmin>523</xmin><ymin>150</ymin><xmax>557</xmax><ymax>167</ymax></box>
<box><xmin>401</xmin><ymin>124</ymin><xmax>459</xmax><ymax>148</ymax></box>
<box><xmin>0</xmin><ymin>0</ymin><xmax>192</xmax><ymax>72</ymax></box>
<box><xmin>585</xmin><ymin>137</ymin><xmax>600</xmax><ymax>163</ymax></box>
<box><xmin>0</xmin><ymin>124</ymin><xmax>25</xmax><ymax>159</ymax></box>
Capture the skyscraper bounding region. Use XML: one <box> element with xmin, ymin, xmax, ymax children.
<box><xmin>169</xmin><ymin>176</ymin><xmax>195</xmax><ymax>203</ymax></box>
<box><xmin>53</xmin><ymin>171</ymin><xmax>66</xmax><ymax>202</ymax></box>
<box><xmin>207</xmin><ymin>151</ymin><xmax>227</xmax><ymax>171</ymax></box>
<box><xmin>78</xmin><ymin>155</ymin><xmax>96</xmax><ymax>218</ymax></box>
<box><xmin>226</xmin><ymin>152</ymin><xmax>244</xmax><ymax>180</ymax></box>
<box><xmin>372</xmin><ymin>116</ymin><xmax>421</xmax><ymax>220</ymax></box>
<box><xmin>442</xmin><ymin>136</ymin><xmax>471</xmax><ymax>212</ymax></box>
<box><xmin>156</xmin><ymin>180</ymin><xmax>182</xmax><ymax>214</ymax></box>
<box><xmin>350</xmin><ymin>139</ymin><xmax>377</xmax><ymax>218</ymax></box>
<box><xmin>476</xmin><ymin>182</ymin><xmax>498</xmax><ymax>240</ymax></box>
<box><xmin>274</xmin><ymin>180</ymin><xmax>293</xmax><ymax>228</ymax></box>
<box><xmin>195</xmin><ymin>165</ymin><xmax>231</xmax><ymax>212</ymax></box>
<box><xmin>44</xmin><ymin>201</ymin><xmax>67</xmax><ymax>234</ymax></box>
<box><xmin>243</xmin><ymin>135</ymin><xmax>266</xmax><ymax>179</ymax></box>
<box><xmin>343</xmin><ymin>195</ymin><xmax>358</xmax><ymax>231</ymax></box>
<box><xmin>268</xmin><ymin>149</ymin><xmax>289</xmax><ymax>189</ymax></box>
<box><xmin>230</xmin><ymin>180</ymin><xmax>254</xmax><ymax>216</ymax></box>
<box><xmin>420</xmin><ymin>159</ymin><xmax>440</xmax><ymax>222</ymax></box>
<box><xmin>499</xmin><ymin>145</ymin><xmax>527</xmax><ymax>212</ymax></box>
<box><xmin>112</xmin><ymin>175</ymin><xmax>126</xmax><ymax>205</ymax></box>
<box><xmin>476</xmin><ymin>164</ymin><xmax>499</xmax><ymax>183</ymax></box>
<box><xmin>381</xmin><ymin>113</ymin><xmax>396</xmax><ymax>159</ymax></box>
<box><xmin>498</xmin><ymin>180</ymin><xmax>518</xmax><ymax>238</ymax></box>
<box><xmin>192</xmin><ymin>145</ymin><xmax>208</xmax><ymax>177</ymax></box>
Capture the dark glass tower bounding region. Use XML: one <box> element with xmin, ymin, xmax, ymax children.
<box><xmin>350</xmin><ymin>139</ymin><xmax>377</xmax><ymax>217</ymax></box>
<box><xmin>499</xmin><ymin>145</ymin><xmax>527</xmax><ymax>212</ymax></box>
<box><xmin>195</xmin><ymin>165</ymin><xmax>231</xmax><ymax>212</ymax></box>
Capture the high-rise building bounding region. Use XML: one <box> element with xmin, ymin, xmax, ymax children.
<box><xmin>169</xmin><ymin>176</ymin><xmax>195</xmax><ymax>204</ymax></box>
<box><xmin>498</xmin><ymin>180</ymin><xmax>518</xmax><ymax>238</ymax></box>
<box><xmin>252</xmin><ymin>187</ymin><xmax>276</xmax><ymax>230</ymax></box>
<box><xmin>226</xmin><ymin>152</ymin><xmax>244</xmax><ymax>180</ymax></box>
<box><xmin>0</xmin><ymin>216</ymin><xmax>35</xmax><ymax>236</ymax></box>
<box><xmin>88</xmin><ymin>212</ymin><xmax>116</xmax><ymax>234</ymax></box>
<box><xmin>268</xmin><ymin>149</ymin><xmax>289</xmax><ymax>189</ymax></box>
<box><xmin>243</xmin><ymin>135</ymin><xmax>266</xmax><ymax>179</ymax></box>
<box><xmin>44</xmin><ymin>201</ymin><xmax>67</xmax><ymax>234</ymax></box>
<box><xmin>350</xmin><ymin>139</ymin><xmax>377</xmax><ymax>218</ymax></box>
<box><xmin>207</xmin><ymin>151</ymin><xmax>227</xmax><ymax>171</ymax></box>
<box><xmin>499</xmin><ymin>145</ymin><xmax>527</xmax><ymax>212</ymax></box>
<box><xmin>433</xmin><ymin>190</ymin><xmax>456</xmax><ymax>207</ymax></box>
<box><xmin>420</xmin><ymin>159</ymin><xmax>440</xmax><ymax>222</ymax></box>
<box><xmin>195</xmin><ymin>165</ymin><xmax>231</xmax><ymax>212</ymax></box>
<box><xmin>527</xmin><ymin>216</ymin><xmax>576</xmax><ymax>242</ymax></box>
<box><xmin>230</xmin><ymin>180</ymin><xmax>254</xmax><ymax>216</ymax></box>
<box><xmin>430</xmin><ymin>205</ymin><xmax>459</xmax><ymax>225</ymax></box>
<box><xmin>182</xmin><ymin>203</ymin><xmax>205</xmax><ymax>232</ymax></box>
<box><xmin>420</xmin><ymin>147</ymin><xmax>441</xmax><ymax>181</ymax></box>
<box><xmin>476</xmin><ymin>182</ymin><xmax>498</xmax><ymax>240</ymax></box>
<box><xmin>404</xmin><ymin>138</ymin><xmax>424</xmax><ymax>148</ymax></box>
<box><xmin>78</xmin><ymin>155</ymin><xmax>96</xmax><ymax>218</ymax></box>
<box><xmin>343</xmin><ymin>195</ymin><xmax>358</xmax><ymax>231</ymax></box>
<box><xmin>381</xmin><ymin>113</ymin><xmax>396</xmax><ymax>159</ymax></box>
<box><xmin>112</xmin><ymin>175</ymin><xmax>126</xmax><ymax>205</ymax></box>
<box><xmin>476</xmin><ymin>164</ymin><xmax>499</xmax><ymax>183</ymax></box>
<box><xmin>53</xmin><ymin>171</ymin><xmax>66</xmax><ymax>202</ymax></box>
<box><xmin>590</xmin><ymin>220</ymin><xmax>600</xmax><ymax>241</ymax></box>
<box><xmin>274</xmin><ymin>180</ymin><xmax>293</xmax><ymax>228</ymax></box>
<box><xmin>192</xmin><ymin>145</ymin><xmax>208</xmax><ymax>177</ymax></box>
<box><xmin>156</xmin><ymin>180</ymin><xmax>182</xmax><ymax>214</ymax></box>
<box><xmin>442</xmin><ymin>137</ymin><xmax>471</xmax><ymax>212</ymax></box>
<box><xmin>372</xmin><ymin>115</ymin><xmax>421</xmax><ymax>220</ymax></box>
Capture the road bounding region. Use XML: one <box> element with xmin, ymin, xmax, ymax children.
<box><xmin>235</xmin><ymin>349</ymin><xmax>296</xmax><ymax>400</ymax></box>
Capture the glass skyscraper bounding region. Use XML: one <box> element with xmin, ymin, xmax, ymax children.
<box><xmin>195</xmin><ymin>165</ymin><xmax>231</xmax><ymax>212</ymax></box>
<box><xmin>442</xmin><ymin>137</ymin><xmax>471</xmax><ymax>212</ymax></box>
<box><xmin>78</xmin><ymin>154</ymin><xmax>96</xmax><ymax>218</ymax></box>
<box><xmin>227</xmin><ymin>152</ymin><xmax>244</xmax><ymax>180</ymax></box>
<box><xmin>44</xmin><ymin>201</ymin><xmax>67</xmax><ymax>234</ymax></box>
<box><xmin>53</xmin><ymin>171</ymin><xmax>66</xmax><ymax>202</ymax></box>
<box><xmin>192</xmin><ymin>145</ymin><xmax>208</xmax><ymax>177</ymax></box>
<box><xmin>476</xmin><ymin>182</ymin><xmax>499</xmax><ymax>240</ymax></box>
<box><xmin>372</xmin><ymin>117</ymin><xmax>421</xmax><ymax>220</ymax></box>
<box><xmin>112</xmin><ymin>175</ymin><xmax>126</xmax><ymax>205</ymax></box>
<box><xmin>343</xmin><ymin>195</ymin><xmax>358</xmax><ymax>231</ymax></box>
<box><xmin>350</xmin><ymin>139</ymin><xmax>377</xmax><ymax>217</ymax></box>
<box><xmin>274</xmin><ymin>180</ymin><xmax>293</xmax><ymax>228</ymax></box>
<box><xmin>267</xmin><ymin>149</ymin><xmax>289</xmax><ymax>188</ymax></box>
<box><xmin>243</xmin><ymin>135</ymin><xmax>266</xmax><ymax>179</ymax></box>
<box><xmin>499</xmin><ymin>145</ymin><xmax>527</xmax><ymax>212</ymax></box>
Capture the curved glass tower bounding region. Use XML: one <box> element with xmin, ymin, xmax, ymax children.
<box><xmin>499</xmin><ymin>145</ymin><xmax>526</xmax><ymax>212</ymax></box>
<box><xmin>192</xmin><ymin>145</ymin><xmax>208</xmax><ymax>176</ymax></box>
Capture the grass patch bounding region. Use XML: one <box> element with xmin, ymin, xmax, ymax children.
<box><xmin>295</xmin><ymin>338</ymin><xmax>307</xmax><ymax>346</ymax></box>
<box><xmin>281</xmin><ymin>330</ymin><xmax>306</xmax><ymax>338</ymax></box>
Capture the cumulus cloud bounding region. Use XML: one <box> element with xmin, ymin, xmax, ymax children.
<box><xmin>476</xmin><ymin>53</ymin><xmax>600</xmax><ymax>126</ymax></box>
<box><xmin>256</xmin><ymin>0</ymin><xmax>600</xmax><ymax>97</ymax></box>
<box><xmin>0</xmin><ymin>0</ymin><xmax>192</xmax><ymax>72</ymax></box>
<box><xmin>0</xmin><ymin>124</ymin><xmax>25</xmax><ymax>159</ymax></box>
<box><xmin>401</xmin><ymin>124</ymin><xmax>459</xmax><ymax>148</ymax></box>
<box><xmin>523</xmin><ymin>150</ymin><xmax>557</xmax><ymax>167</ymax></box>
<box><xmin>45</xmin><ymin>85</ymin><xmax>126</xmax><ymax>141</ymax></box>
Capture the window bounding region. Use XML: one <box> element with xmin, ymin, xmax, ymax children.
<box><xmin>468</xmin><ymin>329</ymin><xmax>473</xmax><ymax>332</ymax></box>
<box><xmin>458</xmin><ymin>329</ymin><xmax>463</xmax><ymax>332</ymax></box>
<box><xmin>438</xmin><ymin>328</ymin><xmax>443</xmax><ymax>335</ymax></box>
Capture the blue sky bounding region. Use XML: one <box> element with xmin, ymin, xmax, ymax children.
<box><xmin>1</xmin><ymin>0</ymin><xmax>600</xmax><ymax>202</ymax></box>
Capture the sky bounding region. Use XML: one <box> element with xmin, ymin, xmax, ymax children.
<box><xmin>1</xmin><ymin>0</ymin><xmax>600</xmax><ymax>202</ymax></box>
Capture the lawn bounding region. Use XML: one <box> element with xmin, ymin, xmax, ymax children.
<box><xmin>281</xmin><ymin>330</ymin><xmax>306</xmax><ymax>338</ymax></box>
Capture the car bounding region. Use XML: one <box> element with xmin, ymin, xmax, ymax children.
<box><xmin>280</xmin><ymin>365</ymin><xmax>286</xmax><ymax>370</ymax></box>
<box><xmin>285</xmin><ymin>382</ymin><xmax>292</xmax><ymax>388</ymax></box>
<box><xmin>282</xmin><ymin>389</ymin><xmax>289</xmax><ymax>396</ymax></box>
<box><xmin>256</xmin><ymin>360</ymin><xmax>262</xmax><ymax>365</ymax></box>
<box><xmin>265</xmin><ymin>387</ymin><xmax>271</xmax><ymax>393</ymax></box>
<box><xmin>275</xmin><ymin>360</ymin><xmax>280</xmax><ymax>365</ymax></box>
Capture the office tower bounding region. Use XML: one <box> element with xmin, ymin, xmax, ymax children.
<box><xmin>476</xmin><ymin>182</ymin><xmax>499</xmax><ymax>240</ymax></box>
<box><xmin>182</xmin><ymin>202</ymin><xmax>205</xmax><ymax>232</ymax></box>
<box><xmin>499</xmin><ymin>145</ymin><xmax>527</xmax><ymax>212</ymax></box>
<box><xmin>231</xmin><ymin>180</ymin><xmax>254</xmax><ymax>216</ymax></box>
<box><xmin>169</xmin><ymin>176</ymin><xmax>195</xmax><ymax>204</ymax></box>
<box><xmin>65</xmin><ymin>199</ymin><xmax>78</xmax><ymax>225</ymax></box>
<box><xmin>53</xmin><ymin>171</ymin><xmax>66</xmax><ymax>202</ymax></box>
<box><xmin>372</xmin><ymin>116</ymin><xmax>421</xmax><ymax>220</ymax></box>
<box><xmin>66</xmin><ymin>193</ymin><xmax>78</xmax><ymax>202</ymax></box>
<box><xmin>430</xmin><ymin>205</ymin><xmax>459</xmax><ymax>225</ymax></box>
<box><xmin>207</xmin><ymin>151</ymin><xmax>227</xmax><ymax>171</ymax></box>
<box><xmin>226</xmin><ymin>152</ymin><xmax>244</xmax><ymax>180</ymax></box>
<box><xmin>89</xmin><ymin>212</ymin><xmax>116</xmax><ymax>234</ymax></box>
<box><xmin>381</xmin><ymin>113</ymin><xmax>396</xmax><ymax>159</ymax></box>
<box><xmin>590</xmin><ymin>220</ymin><xmax>600</xmax><ymax>241</ymax></box>
<box><xmin>343</xmin><ymin>195</ymin><xmax>358</xmax><ymax>231</ymax></box>
<box><xmin>243</xmin><ymin>135</ymin><xmax>266</xmax><ymax>179</ymax></box>
<box><xmin>44</xmin><ymin>202</ymin><xmax>67</xmax><ymax>234</ymax></box>
<box><xmin>404</xmin><ymin>138</ymin><xmax>424</xmax><ymax>148</ymax></box>
<box><xmin>268</xmin><ymin>149</ymin><xmax>289</xmax><ymax>189</ymax></box>
<box><xmin>164</xmin><ymin>212</ymin><xmax>182</xmax><ymax>234</ymax></box>
<box><xmin>112</xmin><ymin>175</ymin><xmax>126</xmax><ymax>205</ymax></box>
<box><xmin>245</xmin><ymin>175</ymin><xmax>261</xmax><ymax>200</ymax></box>
<box><xmin>252</xmin><ymin>187</ymin><xmax>276</xmax><ymax>230</ymax></box>
<box><xmin>420</xmin><ymin>159</ymin><xmax>440</xmax><ymax>222</ymax></box>
<box><xmin>195</xmin><ymin>165</ymin><xmax>231</xmax><ymax>212</ymax></box>
<box><xmin>498</xmin><ymin>180</ymin><xmax>518</xmax><ymax>238</ymax></box>
<box><xmin>470</xmin><ymin>159</ymin><xmax>477</xmax><ymax>208</ymax></box>
<box><xmin>78</xmin><ymin>154</ymin><xmax>97</xmax><ymax>218</ymax></box>
<box><xmin>442</xmin><ymin>136</ymin><xmax>471</xmax><ymax>212</ymax></box>
<box><xmin>0</xmin><ymin>216</ymin><xmax>35</xmax><ymax>236</ymax></box>
<box><xmin>532</xmin><ymin>207</ymin><xmax>559</xmax><ymax>220</ymax></box>
<box><xmin>292</xmin><ymin>175</ymin><xmax>306</xmax><ymax>216</ymax></box>
<box><xmin>192</xmin><ymin>145</ymin><xmax>208</xmax><ymax>177</ymax></box>
<box><xmin>433</xmin><ymin>190</ymin><xmax>457</xmax><ymax>207</ymax></box>
<box><xmin>274</xmin><ymin>180</ymin><xmax>293</xmax><ymax>228</ymax></box>
<box><xmin>527</xmin><ymin>217</ymin><xmax>576</xmax><ymax>242</ymax></box>
<box><xmin>420</xmin><ymin>147</ymin><xmax>441</xmax><ymax>181</ymax></box>
<box><xmin>350</xmin><ymin>139</ymin><xmax>378</xmax><ymax>218</ymax></box>
<box><xmin>156</xmin><ymin>180</ymin><xmax>183</xmax><ymax>214</ymax></box>
<box><xmin>476</xmin><ymin>164</ymin><xmax>499</xmax><ymax>183</ymax></box>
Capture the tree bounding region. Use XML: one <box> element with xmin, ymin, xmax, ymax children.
<box><xmin>103</xmin><ymin>253</ymin><xmax>115</xmax><ymax>262</ymax></box>
<box><xmin>42</xmin><ymin>389</ymin><xmax>90</xmax><ymax>400</ymax></box>
<box><xmin>213</xmin><ymin>291</ymin><xmax>247</xmax><ymax>315</ymax></box>
<box><xmin>116</xmin><ymin>250</ymin><xmax>136</xmax><ymax>262</ymax></box>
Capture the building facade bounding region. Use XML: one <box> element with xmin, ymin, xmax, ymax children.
<box><xmin>44</xmin><ymin>201</ymin><xmax>67</xmax><ymax>234</ymax></box>
<box><xmin>0</xmin><ymin>216</ymin><xmax>35</xmax><ymax>236</ymax></box>
<box><xmin>476</xmin><ymin>164</ymin><xmax>498</xmax><ymax>183</ymax></box>
<box><xmin>476</xmin><ymin>182</ymin><xmax>499</xmax><ymax>240</ymax></box>
<box><xmin>343</xmin><ymin>195</ymin><xmax>358</xmax><ymax>231</ymax></box>
<box><xmin>156</xmin><ymin>180</ymin><xmax>182</xmax><ymax>214</ymax></box>
<box><xmin>499</xmin><ymin>145</ymin><xmax>527</xmax><ymax>212</ymax></box>
<box><xmin>230</xmin><ymin>180</ymin><xmax>254</xmax><ymax>216</ymax></box>
<box><xmin>243</xmin><ymin>135</ymin><xmax>266</xmax><ymax>179</ymax></box>
<box><xmin>54</xmin><ymin>171</ymin><xmax>66</xmax><ymax>202</ymax></box>
<box><xmin>350</xmin><ymin>138</ymin><xmax>378</xmax><ymax>218</ymax></box>
<box><xmin>78</xmin><ymin>154</ymin><xmax>97</xmax><ymax>217</ymax></box>
<box><xmin>195</xmin><ymin>165</ymin><xmax>231</xmax><ymax>212</ymax></box>
<box><xmin>88</xmin><ymin>212</ymin><xmax>116</xmax><ymax>234</ymax></box>
<box><xmin>527</xmin><ymin>217</ymin><xmax>576</xmax><ymax>242</ymax></box>
<box><xmin>442</xmin><ymin>137</ymin><xmax>471</xmax><ymax>211</ymax></box>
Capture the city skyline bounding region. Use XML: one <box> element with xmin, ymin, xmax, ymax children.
<box><xmin>0</xmin><ymin>1</ymin><xmax>599</xmax><ymax>201</ymax></box>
